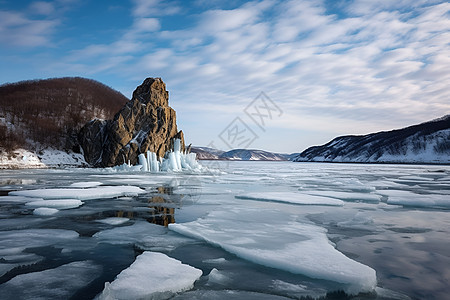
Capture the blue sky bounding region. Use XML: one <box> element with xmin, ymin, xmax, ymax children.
<box><xmin>1</xmin><ymin>0</ymin><xmax>449</xmax><ymax>153</ymax></box>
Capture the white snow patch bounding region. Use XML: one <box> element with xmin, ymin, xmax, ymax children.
<box><xmin>0</xmin><ymin>148</ymin><xmax>88</xmax><ymax>169</ymax></box>
<box><xmin>98</xmin><ymin>252</ymin><xmax>202</xmax><ymax>300</ymax></box>
<box><xmin>0</xmin><ymin>149</ymin><xmax>44</xmax><ymax>169</ymax></box>
<box><xmin>236</xmin><ymin>192</ymin><xmax>344</xmax><ymax>206</ymax></box>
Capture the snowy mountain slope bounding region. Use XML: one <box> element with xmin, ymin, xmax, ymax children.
<box><xmin>294</xmin><ymin>115</ymin><xmax>450</xmax><ymax>164</ymax></box>
<box><xmin>191</xmin><ymin>147</ymin><xmax>290</xmax><ymax>161</ymax></box>
<box><xmin>219</xmin><ymin>149</ymin><xmax>289</xmax><ymax>161</ymax></box>
<box><xmin>190</xmin><ymin>147</ymin><xmax>225</xmax><ymax>160</ymax></box>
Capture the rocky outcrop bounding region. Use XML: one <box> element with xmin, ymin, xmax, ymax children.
<box><xmin>79</xmin><ymin>78</ymin><xmax>185</xmax><ymax>167</ymax></box>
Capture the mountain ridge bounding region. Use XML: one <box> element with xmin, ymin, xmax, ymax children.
<box><xmin>293</xmin><ymin>115</ymin><xmax>450</xmax><ymax>164</ymax></box>
<box><xmin>191</xmin><ymin>147</ymin><xmax>294</xmax><ymax>161</ymax></box>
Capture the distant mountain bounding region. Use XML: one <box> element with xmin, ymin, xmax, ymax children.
<box><xmin>191</xmin><ymin>147</ymin><xmax>291</xmax><ymax>161</ymax></box>
<box><xmin>219</xmin><ymin>149</ymin><xmax>289</xmax><ymax>161</ymax></box>
<box><xmin>0</xmin><ymin>77</ymin><xmax>128</xmax><ymax>153</ymax></box>
<box><xmin>293</xmin><ymin>115</ymin><xmax>450</xmax><ymax>164</ymax></box>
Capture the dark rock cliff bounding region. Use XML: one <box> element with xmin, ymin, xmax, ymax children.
<box><xmin>79</xmin><ymin>78</ymin><xmax>185</xmax><ymax>167</ymax></box>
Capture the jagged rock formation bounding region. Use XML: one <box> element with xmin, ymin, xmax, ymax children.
<box><xmin>293</xmin><ymin>115</ymin><xmax>450</xmax><ymax>164</ymax></box>
<box><xmin>79</xmin><ymin>78</ymin><xmax>184</xmax><ymax>167</ymax></box>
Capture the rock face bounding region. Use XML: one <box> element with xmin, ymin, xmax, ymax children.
<box><xmin>79</xmin><ymin>78</ymin><xmax>184</xmax><ymax>167</ymax></box>
<box><xmin>293</xmin><ymin>115</ymin><xmax>450</xmax><ymax>164</ymax></box>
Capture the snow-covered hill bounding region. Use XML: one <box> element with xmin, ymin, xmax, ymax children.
<box><xmin>219</xmin><ymin>149</ymin><xmax>289</xmax><ymax>161</ymax></box>
<box><xmin>294</xmin><ymin>115</ymin><xmax>450</xmax><ymax>164</ymax></box>
<box><xmin>191</xmin><ymin>147</ymin><xmax>290</xmax><ymax>161</ymax></box>
<box><xmin>190</xmin><ymin>147</ymin><xmax>225</xmax><ymax>160</ymax></box>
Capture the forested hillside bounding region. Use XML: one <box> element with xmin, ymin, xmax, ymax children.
<box><xmin>0</xmin><ymin>77</ymin><xmax>128</xmax><ymax>152</ymax></box>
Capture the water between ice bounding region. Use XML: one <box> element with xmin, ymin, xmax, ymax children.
<box><xmin>0</xmin><ymin>162</ymin><xmax>449</xmax><ymax>299</ymax></box>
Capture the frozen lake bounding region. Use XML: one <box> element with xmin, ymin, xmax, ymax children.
<box><xmin>0</xmin><ymin>161</ymin><xmax>449</xmax><ymax>299</ymax></box>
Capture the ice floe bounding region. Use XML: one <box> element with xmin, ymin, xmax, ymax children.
<box><xmin>33</xmin><ymin>207</ymin><xmax>59</xmax><ymax>215</ymax></box>
<box><xmin>0</xmin><ymin>261</ymin><xmax>102</xmax><ymax>299</ymax></box>
<box><xmin>10</xmin><ymin>185</ymin><xmax>146</xmax><ymax>200</ymax></box>
<box><xmin>378</xmin><ymin>190</ymin><xmax>450</xmax><ymax>208</ymax></box>
<box><xmin>0</xmin><ymin>195</ymin><xmax>44</xmax><ymax>203</ymax></box>
<box><xmin>26</xmin><ymin>199</ymin><xmax>84</xmax><ymax>209</ymax></box>
<box><xmin>235</xmin><ymin>192</ymin><xmax>344</xmax><ymax>206</ymax></box>
<box><xmin>98</xmin><ymin>252</ymin><xmax>202</xmax><ymax>300</ymax></box>
<box><xmin>93</xmin><ymin>221</ymin><xmax>194</xmax><ymax>251</ymax></box>
<box><xmin>207</xmin><ymin>268</ymin><xmax>231</xmax><ymax>285</ymax></box>
<box><xmin>96</xmin><ymin>217</ymin><xmax>130</xmax><ymax>225</ymax></box>
<box><xmin>69</xmin><ymin>181</ymin><xmax>103</xmax><ymax>188</ymax></box>
<box><xmin>170</xmin><ymin>207</ymin><xmax>377</xmax><ymax>294</ymax></box>
<box><xmin>202</xmin><ymin>257</ymin><xmax>227</xmax><ymax>264</ymax></box>
<box><xmin>302</xmin><ymin>191</ymin><xmax>381</xmax><ymax>203</ymax></box>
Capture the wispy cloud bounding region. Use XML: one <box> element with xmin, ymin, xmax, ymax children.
<box><xmin>0</xmin><ymin>10</ymin><xmax>58</xmax><ymax>47</ymax></box>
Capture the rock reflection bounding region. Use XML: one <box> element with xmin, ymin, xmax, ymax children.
<box><xmin>83</xmin><ymin>184</ymin><xmax>186</xmax><ymax>227</ymax></box>
<box><xmin>147</xmin><ymin>195</ymin><xmax>175</xmax><ymax>227</ymax></box>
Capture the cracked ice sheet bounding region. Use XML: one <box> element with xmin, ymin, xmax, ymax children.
<box><xmin>0</xmin><ymin>261</ymin><xmax>102</xmax><ymax>299</ymax></box>
<box><xmin>169</xmin><ymin>207</ymin><xmax>376</xmax><ymax>295</ymax></box>
<box><xmin>98</xmin><ymin>252</ymin><xmax>202</xmax><ymax>300</ymax></box>
<box><xmin>235</xmin><ymin>192</ymin><xmax>344</xmax><ymax>206</ymax></box>
<box><xmin>9</xmin><ymin>185</ymin><xmax>146</xmax><ymax>200</ymax></box>
<box><xmin>93</xmin><ymin>221</ymin><xmax>195</xmax><ymax>252</ymax></box>
<box><xmin>0</xmin><ymin>229</ymin><xmax>79</xmax><ymax>275</ymax></box>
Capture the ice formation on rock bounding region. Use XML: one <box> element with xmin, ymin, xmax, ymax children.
<box><xmin>116</xmin><ymin>139</ymin><xmax>203</xmax><ymax>173</ymax></box>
